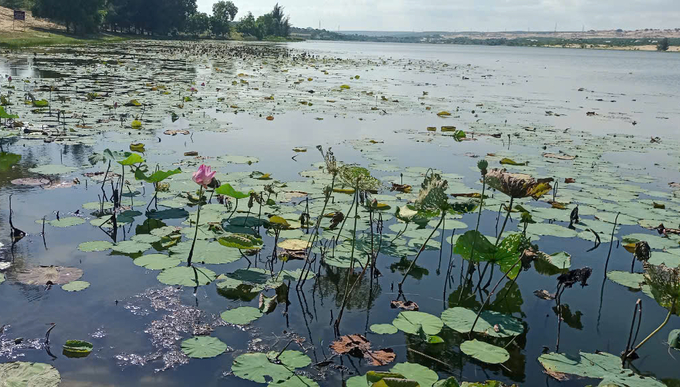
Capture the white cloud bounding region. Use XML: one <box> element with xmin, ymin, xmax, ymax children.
<box><xmin>196</xmin><ymin>0</ymin><xmax>680</xmax><ymax>31</ymax></box>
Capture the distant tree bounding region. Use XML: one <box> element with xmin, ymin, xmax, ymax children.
<box><xmin>657</xmin><ymin>37</ymin><xmax>670</xmax><ymax>51</ymax></box>
<box><xmin>255</xmin><ymin>13</ymin><xmax>273</xmax><ymax>38</ymax></box>
<box><xmin>32</xmin><ymin>0</ymin><xmax>105</xmax><ymax>34</ymax></box>
<box><xmin>270</xmin><ymin>3</ymin><xmax>290</xmax><ymax>37</ymax></box>
<box><xmin>237</xmin><ymin>12</ymin><xmax>260</xmax><ymax>39</ymax></box>
<box><xmin>211</xmin><ymin>0</ymin><xmax>237</xmax><ymax>37</ymax></box>
<box><xmin>1</xmin><ymin>0</ymin><xmax>26</xmax><ymax>10</ymax></box>
<box><xmin>187</xmin><ymin>11</ymin><xmax>210</xmax><ymax>36</ymax></box>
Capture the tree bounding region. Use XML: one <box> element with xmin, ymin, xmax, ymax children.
<box><xmin>211</xmin><ymin>0</ymin><xmax>237</xmax><ymax>37</ymax></box>
<box><xmin>237</xmin><ymin>12</ymin><xmax>259</xmax><ymax>38</ymax></box>
<box><xmin>32</xmin><ymin>0</ymin><xmax>105</xmax><ymax>34</ymax></box>
<box><xmin>1</xmin><ymin>0</ymin><xmax>26</xmax><ymax>10</ymax></box>
<box><xmin>657</xmin><ymin>37</ymin><xmax>670</xmax><ymax>51</ymax></box>
<box><xmin>187</xmin><ymin>11</ymin><xmax>210</xmax><ymax>36</ymax></box>
<box><xmin>270</xmin><ymin>3</ymin><xmax>290</xmax><ymax>37</ymax></box>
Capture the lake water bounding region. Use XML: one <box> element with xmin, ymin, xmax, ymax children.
<box><xmin>0</xmin><ymin>41</ymin><xmax>679</xmax><ymax>386</ymax></box>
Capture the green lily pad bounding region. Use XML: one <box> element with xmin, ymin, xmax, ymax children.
<box><xmin>370</xmin><ymin>324</ymin><xmax>398</xmax><ymax>335</ymax></box>
<box><xmin>112</xmin><ymin>240</ymin><xmax>151</xmax><ymax>254</ymax></box>
<box><xmin>82</xmin><ymin>201</ymin><xmax>114</xmax><ymax>210</ymax></box>
<box><xmin>157</xmin><ymin>266</ymin><xmax>217</xmax><ymax>286</ymax></box>
<box><xmin>0</xmin><ymin>362</ymin><xmax>61</xmax><ymax>386</ymax></box>
<box><xmin>221</xmin><ymin>306</ymin><xmax>263</xmax><ymax>325</ymax></box>
<box><xmin>170</xmin><ymin>240</ymin><xmax>242</xmax><ymax>264</ymax></box>
<box><xmin>538</xmin><ymin>351</ymin><xmax>664</xmax><ymax>386</ymax></box>
<box><xmin>28</xmin><ymin>164</ymin><xmax>78</xmax><ymax>175</ymax></box>
<box><xmin>390</xmin><ymin>362</ymin><xmax>439</xmax><ymax>387</ymax></box>
<box><xmin>134</xmin><ymin>254</ymin><xmax>180</xmax><ymax>270</ymax></box>
<box><xmin>392</xmin><ymin>311</ymin><xmax>443</xmax><ymax>336</ymax></box>
<box><xmin>441</xmin><ymin>307</ymin><xmax>523</xmax><ymax>338</ymax></box>
<box><xmin>267</xmin><ymin>350</ymin><xmax>312</xmax><ymax>368</ymax></box>
<box><xmin>460</xmin><ymin>340</ymin><xmax>509</xmax><ymax>364</ymax></box>
<box><xmin>269</xmin><ymin>375</ymin><xmax>319</xmax><ymax>387</ymax></box>
<box><xmin>131</xmin><ymin>234</ymin><xmax>162</xmax><ymax>244</ymax></box>
<box><xmin>49</xmin><ymin>217</ymin><xmax>85</xmax><ymax>228</ymax></box>
<box><xmin>607</xmin><ymin>271</ymin><xmax>644</xmax><ymax>290</ymax></box>
<box><xmin>62</xmin><ymin>281</ymin><xmax>90</xmax><ymax>292</ymax></box>
<box><xmin>232</xmin><ymin>352</ymin><xmax>294</xmax><ymax>383</ymax></box>
<box><xmin>78</xmin><ymin>240</ymin><xmax>114</xmax><ymax>252</ymax></box>
<box><xmin>180</xmin><ymin>336</ymin><xmax>227</xmax><ymax>358</ymax></box>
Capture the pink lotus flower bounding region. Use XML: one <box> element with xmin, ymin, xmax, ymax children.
<box><xmin>192</xmin><ymin>164</ymin><xmax>215</xmax><ymax>187</ymax></box>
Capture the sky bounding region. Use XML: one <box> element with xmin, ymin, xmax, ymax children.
<box><xmin>196</xmin><ymin>0</ymin><xmax>680</xmax><ymax>32</ymax></box>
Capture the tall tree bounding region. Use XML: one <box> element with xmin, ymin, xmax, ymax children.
<box><xmin>211</xmin><ymin>0</ymin><xmax>237</xmax><ymax>37</ymax></box>
<box><xmin>657</xmin><ymin>37</ymin><xmax>670</xmax><ymax>52</ymax></box>
<box><xmin>187</xmin><ymin>11</ymin><xmax>210</xmax><ymax>36</ymax></box>
<box><xmin>1</xmin><ymin>0</ymin><xmax>26</xmax><ymax>10</ymax></box>
<box><xmin>33</xmin><ymin>0</ymin><xmax>105</xmax><ymax>34</ymax></box>
<box><xmin>270</xmin><ymin>3</ymin><xmax>290</xmax><ymax>37</ymax></box>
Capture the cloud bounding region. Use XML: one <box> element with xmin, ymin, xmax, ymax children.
<box><xmin>196</xmin><ymin>0</ymin><xmax>680</xmax><ymax>31</ymax></box>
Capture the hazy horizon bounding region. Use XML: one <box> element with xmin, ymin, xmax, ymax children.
<box><xmin>196</xmin><ymin>0</ymin><xmax>680</xmax><ymax>32</ymax></box>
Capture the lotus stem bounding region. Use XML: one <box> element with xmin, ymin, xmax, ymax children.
<box><xmin>623</xmin><ymin>299</ymin><xmax>642</xmax><ymax>363</ymax></box>
<box><xmin>495</xmin><ymin>196</ymin><xmax>514</xmax><ymax>246</ymax></box>
<box><xmin>187</xmin><ymin>186</ymin><xmax>203</xmax><ymax>267</ymax></box>
<box><xmin>398</xmin><ymin>211</ymin><xmax>445</xmax><ymax>291</ymax></box>
<box><xmin>461</xmin><ymin>177</ymin><xmax>487</xmax><ymax>300</ymax></box>
<box><xmin>468</xmin><ymin>253</ymin><xmax>523</xmax><ymax>336</ymax></box>
<box><xmin>624</xmin><ymin>300</ymin><xmax>674</xmax><ymax>360</ymax></box>
<box><xmin>603</xmin><ymin>212</ymin><xmax>620</xmax><ymax>275</ymax></box>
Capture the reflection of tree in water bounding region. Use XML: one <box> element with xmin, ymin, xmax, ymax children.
<box><xmin>389</xmin><ymin>256</ymin><xmax>428</xmax><ymax>280</ymax></box>
<box><xmin>316</xmin><ymin>264</ymin><xmax>381</xmax><ymax>310</ymax></box>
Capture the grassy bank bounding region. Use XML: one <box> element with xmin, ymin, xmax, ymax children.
<box><xmin>0</xmin><ymin>30</ymin><xmax>130</xmax><ymax>49</ymax></box>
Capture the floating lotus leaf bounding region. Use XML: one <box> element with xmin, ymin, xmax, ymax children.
<box><xmin>370</xmin><ymin>324</ymin><xmax>398</xmax><ymax>335</ymax></box>
<box><xmin>0</xmin><ymin>362</ymin><xmax>61</xmax><ymax>386</ymax></box>
<box><xmin>460</xmin><ymin>340</ymin><xmax>509</xmax><ymax>364</ymax></box>
<box><xmin>112</xmin><ymin>240</ymin><xmax>151</xmax><ymax>254</ymax></box>
<box><xmin>28</xmin><ymin>164</ymin><xmax>78</xmax><ymax>175</ymax></box>
<box><xmin>607</xmin><ymin>271</ymin><xmax>644</xmax><ymax>290</ymax></box>
<box><xmin>390</xmin><ymin>362</ymin><xmax>439</xmax><ymax>387</ymax></box>
<box><xmin>538</xmin><ymin>351</ymin><xmax>664</xmax><ymax>386</ymax></box>
<box><xmin>392</xmin><ymin>311</ymin><xmax>443</xmax><ymax>336</ymax></box>
<box><xmin>232</xmin><ymin>353</ymin><xmax>294</xmax><ymax>383</ymax></box>
<box><xmin>220</xmin><ymin>306</ymin><xmax>263</xmax><ymax>325</ymax></box>
<box><xmin>134</xmin><ymin>254</ymin><xmax>180</xmax><ymax>270</ymax></box>
<box><xmin>131</xmin><ymin>234</ymin><xmax>162</xmax><ymax>244</ymax></box>
<box><xmin>157</xmin><ymin>266</ymin><xmax>216</xmax><ymax>286</ymax></box>
<box><xmin>277</xmin><ymin>239</ymin><xmax>310</xmax><ymax>250</ymax></box>
<box><xmin>441</xmin><ymin>307</ymin><xmax>523</xmax><ymax>338</ymax></box>
<box><xmin>78</xmin><ymin>240</ymin><xmax>114</xmax><ymax>252</ymax></box>
<box><xmin>267</xmin><ymin>350</ymin><xmax>312</xmax><ymax>369</ymax></box>
<box><xmin>62</xmin><ymin>281</ymin><xmax>90</xmax><ymax>292</ymax></box>
<box><xmin>180</xmin><ymin>336</ymin><xmax>227</xmax><ymax>358</ymax></box>
<box><xmin>49</xmin><ymin>217</ymin><xmax>85</xmax><ymax>228</ymax></box>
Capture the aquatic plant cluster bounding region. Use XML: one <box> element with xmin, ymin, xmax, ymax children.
<box><xmin>0</xmin><ymin>40</ymin><xmax>679</xmax><ymax>386</ymax></box>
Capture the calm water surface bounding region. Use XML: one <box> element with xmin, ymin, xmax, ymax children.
<box><xmin>1</xmin><ymin>41</ymin><xmax>679</xmax><ymax>386</ymax></box>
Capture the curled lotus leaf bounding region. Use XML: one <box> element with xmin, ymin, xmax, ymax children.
<box><xmin>415</xmin><ymin>172</ymin><xmax>449</xmax><ymax>213</ymax></box>
<box><xmin>485</xmin><ymin>168</ymin><xmax>552</xmax><ymax>199</ymax></box>
<box><xmin>643</xmin><ymin>263</ymin><xmax>680</xmax><ymax>314</ymax></box>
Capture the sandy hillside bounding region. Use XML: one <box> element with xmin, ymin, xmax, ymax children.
<box><xmin>0</xmin><ymin>5</ymin><xmax>64</xmax><ymax>32</ymax></box>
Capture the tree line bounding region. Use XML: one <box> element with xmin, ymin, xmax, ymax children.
<box><xmin>1</xmin><ymin>0</ymin><xmax>290</xmax><ymax>39</ymax></box>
